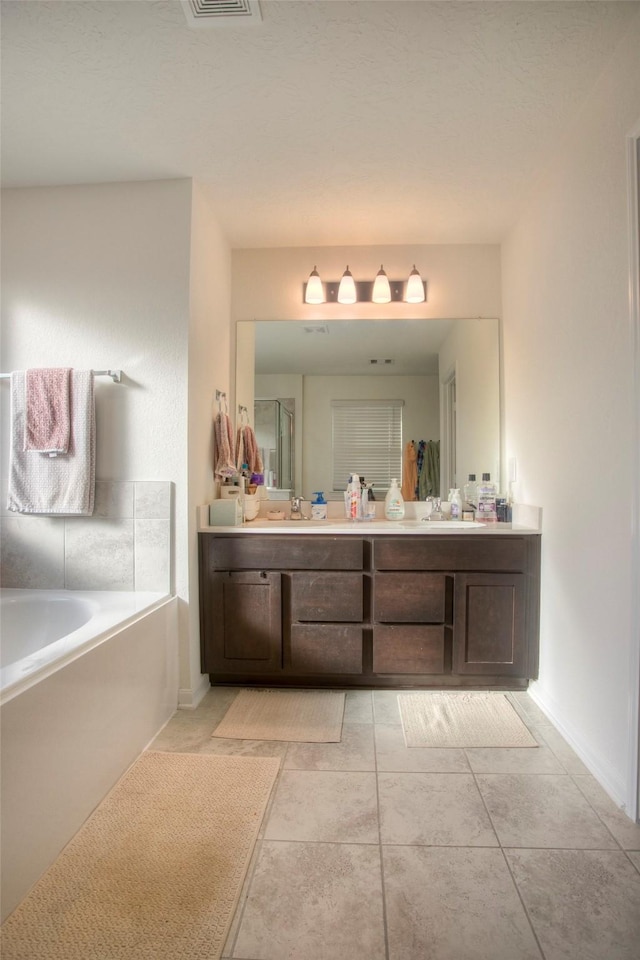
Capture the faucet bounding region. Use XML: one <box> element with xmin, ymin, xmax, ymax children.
<box><xmin>290</xmin><ymin>496</ymin><xmax>306</xmax><ymax>520</ymax></box>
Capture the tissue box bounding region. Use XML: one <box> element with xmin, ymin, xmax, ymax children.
<box><xmin>209</xmin><ymin>499</ymin><xmax>242</xmax><ymax>526</ymax></box>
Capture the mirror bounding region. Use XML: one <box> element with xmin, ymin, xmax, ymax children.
<box><xmin>235</xmin><ymin>318</ymin><xmax>501</xmax><ymax>501</ymax></box>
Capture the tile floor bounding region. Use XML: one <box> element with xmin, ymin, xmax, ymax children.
<box><xmin>150</xmin><ymin>688</ymin><xmax>640</xmax><ymax>960</ymax></box>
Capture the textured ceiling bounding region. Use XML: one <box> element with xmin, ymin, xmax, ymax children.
<box><xmin>2</xmin><ymin>0</ymin><xmax>639</xmax><ymax>248</ymax></box>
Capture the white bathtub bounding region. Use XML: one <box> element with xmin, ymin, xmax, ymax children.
<box><xmin>0</xmin><ymin>588</ymin><xmax>169</xmax><ymax>703</ymax></box>
<box><xmin>0</xmin><ymin>587</ymin><xmax>178</xmax><ymax>920</ymax></box>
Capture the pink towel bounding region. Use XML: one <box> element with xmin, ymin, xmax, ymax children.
<box><xmin>214</xmin><ymin>412</ymin><xmax>236</xmax><ymax>478</ymax></box>
<box><xmin>24</xmin><ymin>367</ymin><xmax>71</xmax><ymax>456</ymax></box>
<box><xmin>236</xmin><ymin>424</ymin><xmax>264</xmax><ymax>474</ymax></box>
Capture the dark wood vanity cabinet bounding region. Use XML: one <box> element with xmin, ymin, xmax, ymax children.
<box><xmin>199</xmin><ymin>532</ymin><xmax>540</xmax><ymax>689</ymax></box>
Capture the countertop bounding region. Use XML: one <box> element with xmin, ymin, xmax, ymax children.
<box><xmin>198</xmin><ymin>517</ymin><xmax>540</xmax><ymax>536</ymax></box>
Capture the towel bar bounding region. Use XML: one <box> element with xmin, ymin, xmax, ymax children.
<box><xmin>0</xmin><ymin>369</ymin><xmax>122</xmax><ymax>382</ymax></box>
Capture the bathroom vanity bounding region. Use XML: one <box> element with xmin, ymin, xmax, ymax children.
<box><xmin>198</xmin><ymin>521</ymin><xmax>541</xmax><ymax>690</ymax></box>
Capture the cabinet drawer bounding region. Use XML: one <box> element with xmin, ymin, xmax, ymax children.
<box><xmin>203</xmin><ymin>534</ymin><xmax>364</xmax><ymax>571</ymax></box>
<box><xmin>374</xmin><ymin>573</ymin><xmax>449</xmax><ymax>623</ymax></box>
<box><xmin>289</xmin><ymin>624</ymin><xmax>363</xmax><ymax>675</ymax></box>
<box><xmin>372</xmin><ymin>537</ymin><xmax>528</xmax><ymax>572</ymax></box>
<box><xmin>373</xmin><ymin>625</ymin><xmax>446</xmax><ymax>674</ymax></box>
<box><xmin>291</xmin><ymin>572</ymin><xmax>363</xmax><ymax>622</ymax></box>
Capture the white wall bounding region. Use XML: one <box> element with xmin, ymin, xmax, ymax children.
<box><xmin>0</xmin><ymin>179</ymin><xmax>228</xmax><ymax>706</ymax></box>
<box><xmin>501</xmin><ymin>11</ymin><xmax>640</xmax><ymax>812</ymax></box>
<box><xmin>302</xmin><ymin>374</ymin><xmax>438</xmax><ymax>500</ymax></box>
<box><xmin>232</xmin><ymin>244</ymin><xmax>501</xmax><ymax>323</ymax></box>
<box><xmin>186</xmin><ymin>182</ymin><xmax>232</xmax><ymax>705</ymax></box>
<box><xmin>439</xmin><ymin>317</ymin><xmax>501</xmax><ymax>491</ymax></box>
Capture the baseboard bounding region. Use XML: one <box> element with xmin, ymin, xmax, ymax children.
<box><xmin>527</xmin><ymin>682</ymin><xmax>629</xmax><ymax>813</ymax></box>
<box><xmin>178</xmin><ymin>673</ymin><xmax>211</xmax><ymax>710</ymax></box>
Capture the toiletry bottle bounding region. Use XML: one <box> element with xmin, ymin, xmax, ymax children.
<box><xmin>477</xmin><ymin>473</ymin><xmax>498</xmax><ymax>522</ymax></box>
<box><xmin>449</xmin><ymin>488</ymin><xmax>462</xmax><ymax>519</ymax></box>
<box><xmin>463</xmin><ymin>474</ymin><xmax>477</xmax><ymax>510</ymax></box>
<box><xmin>311</xmin><ymin>492</ymin><xmax>328</xmax><ymax>520</ymax></box>
<box><xmin>384</xmin><ymin>478</ymin><xmax>405</xmax><ymax>520</ymax></box>
<box><xmin>347</xmin><ymin>474</ymin><xmax>362</xmax><ymax>520</ymax></box>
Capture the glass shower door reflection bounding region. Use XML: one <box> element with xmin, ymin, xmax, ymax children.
<box><xmin>254</xmin><ymin>398</ymin><xmax>294</xmax><ymax>496</ymax></box>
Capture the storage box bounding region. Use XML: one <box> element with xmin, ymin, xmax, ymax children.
<box><xmin>209</xmin><ymin>499</ymin><xmax>242</xmax><ymax>526</ymax></box>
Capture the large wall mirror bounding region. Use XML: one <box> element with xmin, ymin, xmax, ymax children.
<box><xmin>235</xmin><ymin>317</ymin><xmax>501</xmax><ymax>501</ymax></box>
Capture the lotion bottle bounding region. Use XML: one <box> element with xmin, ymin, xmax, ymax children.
<box><xmin>449</xmin><ymin>488</ymin><xmax>462</xmax><ymax>520</ymax></box>
<box><xmin>384</xmin><ymin>478</ymin><xmax>405</xmax><ymax>520</ymax></box>
<box><xmin>477</xmin><ymin>473</ymin><xmax>498</xmax><ymax>522</ymax></box>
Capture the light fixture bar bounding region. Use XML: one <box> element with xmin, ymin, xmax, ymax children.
<box><xmin>302</xmin><ymin>279</ymin><xmax>427</xmax><ymax>303</ymax></box>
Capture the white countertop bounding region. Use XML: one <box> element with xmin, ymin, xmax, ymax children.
<box><xmin>198</xmin><ymin>502</ymin><xmax>541</xmax><ymax>536</ymax></box>
<box><xmin>198</xmin><ymin>517</ymin><xmax>540</xmax><ymax>536</ymax></box>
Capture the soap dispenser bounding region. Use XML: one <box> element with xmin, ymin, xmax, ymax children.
<box><xmin>311</xmin><ymin>492</ymin><xmax>328</xmax><ymax>520</ymax></box>
<box><xmin>384</xmin><ymin>478</ymin><xmax>405</xmax><ymax>520</ymax></box>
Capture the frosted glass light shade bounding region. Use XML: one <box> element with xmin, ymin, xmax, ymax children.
<box><xmin>305</xmin><ymin>266</ymin><xmax>324</xmax><ymax>304</ymax></box>
<box><xmin>337</xmin><ymin>266</ymin><xmax>357</xmax><ymax>304</ymax></box>
<box><xmin>372</xmin><ymin>265</ymin><xmax>391</xmax><ymax>304</ymax></box>
<box><xmin>405</xmin><ymin>265</ymin><xmax>425</xmax><ymax>303</ymax></box>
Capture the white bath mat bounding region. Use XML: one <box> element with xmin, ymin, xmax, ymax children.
<box><xmin>212</xmin><ymin>688</ymin><xmax>345</xmax><ymax>742</ymax></box>
<box><xmin>398</xmin><ymin>692</ymin><xmax>538</xmax><ymax>748</ymax></box>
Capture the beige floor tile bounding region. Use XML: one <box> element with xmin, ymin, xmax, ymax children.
<box><xmin>628</xmin><ymin>851</ymin><xmax>640</xmax><ymax>872</ymax></box>
<box><xmin>379</xmin><ymin>772</ymin><xmax>497</xmax><ymax>846</ymax></box>
<box><xmin>383</xmin><ymin>846</ymin><xmax>542</xmax><ymax>960</ymax></box>
<box><xmin>572</xmin><ymin>775</ymin><xmax>640</xmax><ymax>850</ymax></box>
<box><xmin>344</xmin><ymin>689</ymin><xmax>373</xmax><ymax>723</ymax></box>
<box><xmin>476</xmin><ymin>773</ymin><xmax>618</xmax><ymax>848</ymax></box>
<box><xmin>372</xmin><ymin>689</ymin><xmax>402</xmax><ymax>724</ymax></box>
<box><xmin>233</xmin><ymin>840</ymin><xmax>385</xmax><ymax>960</ymax></box>
<box><xmin>534</xmin><ymin>724</ymin><xmax>591</xmax><ymax>774</ymax></box>
<box><xmin>506</xmin><ymin>691</ymin><xmax>550</xmax><ymax>725</ymax></box>
<box><xmin>149</xmin><ymin>711</ymin><xmax>218</xmax><ymax>752</ymax></box>
<box><xmin>465</xmin><ymin>741</ymin><xmax>565</xmax><ymax>775</ymax></box>
<box><xmin>375</xmin><ymin>724</ymin><xmax>470</xmax><ymax>772</ymax></box>
<box><xmin>196</xmin><ymin>736</ymin><xmax>289</xmax><ymax>759</ymax></box>
<box><xmin>284</xmin><ymin>722</ymin><xmax>375</xmax><ymax>771</ymax></box>
<box><xmin>191</xmin><ymin>685</ymin><xmax>242</xmax><ymax>720</ymax></box>
<box><xmin>506</xmin><ymin>848</ymin><xmax>640</xmax><ymax>960</ymax></box>
<box><xmin>264</xmin><ymin>769</ymin><xmax>379</xmax><ymax>843</ymax></box>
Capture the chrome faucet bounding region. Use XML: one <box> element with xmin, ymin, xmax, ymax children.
<box><xmin>290</xmin><ymin>496</ymin><xmax>306</xmax><ymax>520</ymax></box>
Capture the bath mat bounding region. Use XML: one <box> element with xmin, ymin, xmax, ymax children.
<box><xmin>212</xmin><ymin>688</ymin><xmax>345</xmax><ymax>742</ymax></box>
<box><xmin>398</xmin><ymin>692</ymin><xmax>538</xmax><ymax>748</ymax></box>
<box><xmin>0</xmin><ymin>751</ymin><xmax>280</xmax><ymax>960</ymax></box>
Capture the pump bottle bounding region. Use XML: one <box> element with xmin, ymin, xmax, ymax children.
<box><xmin>384</xmin><ymin>478</ymin><xmax>405</xmax><ymax>520</ymax></box>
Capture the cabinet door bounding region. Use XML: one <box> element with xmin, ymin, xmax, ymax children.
<box><xmin>453</xmin><ymin>573</ymin><xmax>526</xmax><ymax>676</ymax></box>
<box><xmin>203</xmin><ymin>571</ymin><xmax>282</xmax><ymax>675</ymax></box>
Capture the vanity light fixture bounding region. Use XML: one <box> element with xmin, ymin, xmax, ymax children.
<box><xmin>304</xmin><ymin>266</ymin><xmax>324</xmax><ymax>304</ymax></box>
<box><xmin>405</xmin><ymin>264</ymin><xmax>426</xmax><ymax>303</ymax></box>
<box><xmin>337</xmin><ymin>266</ymin><xmax>357</xmax><ymax>304</ymax></box>
<box><xmin>371</xmin><ymin>265</ymin><xmax>391</xmax><ymax>304</ymax></box>
<box><xmin>303</xmin><ymin>264</ymin><xmax>427</xmax><ymax>304</ymax></box>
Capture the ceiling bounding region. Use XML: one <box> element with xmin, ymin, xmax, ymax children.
<box><xmin>2</xmin><ymin>1</ymin><xmax>638</xmax><ymax>249</ymax></box>
<box><xmin>252</xmin><ymin>318</ymin><xmax>456</xmax><ymax>376</ymax></box>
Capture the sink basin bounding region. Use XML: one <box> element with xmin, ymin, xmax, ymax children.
<box><xmin>399</xmin><ymin>520</ymin><xmax>484</xmax><ymax>529</ymax></box>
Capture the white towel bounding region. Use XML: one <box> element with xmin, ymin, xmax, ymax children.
<box><xmin>7</xmin><ymin>370</ymin><xmax>96</xmax><ymax>515</ymax></box>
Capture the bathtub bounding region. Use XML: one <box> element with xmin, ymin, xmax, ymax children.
<box><xmin>0</xmin><ymin>587</ymin><xmax>178</xmax><ymax>920</ymax></box>
<box><xmin>0</xmin><ymin>588</ymin><xmax>169</xmax><ymax>703</ymax></box>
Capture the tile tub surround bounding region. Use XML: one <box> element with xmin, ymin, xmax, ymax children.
<box><xmin>145</xmin><ymin>686</ymin><xmax>640</xmax><ymax>960</ymax></box>
<box><xmin>0</xmin><ymin>480</ymin><xmax>172</xmax><ymax>593</ymax></box>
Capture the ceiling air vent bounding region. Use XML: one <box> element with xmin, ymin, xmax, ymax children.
<box><xmin>181</xmin><ymin>0</ymin><xmax>262</xmax><ymax>29</ymax></box>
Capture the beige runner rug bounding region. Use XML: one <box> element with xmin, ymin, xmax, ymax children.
<box><xmin>399</xmin><ymin>692</ymin><xmax>538</xmax><ymax>748</ymax></box>
<box><xmin>1</xmin><ymin>751</ymin><xmax>280</xmax><ymax>960</ymax></box>
<box><xmin>212</xmin><ymin>688</ymin><xmax>345</xmax><ymax>742</ymax></box>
